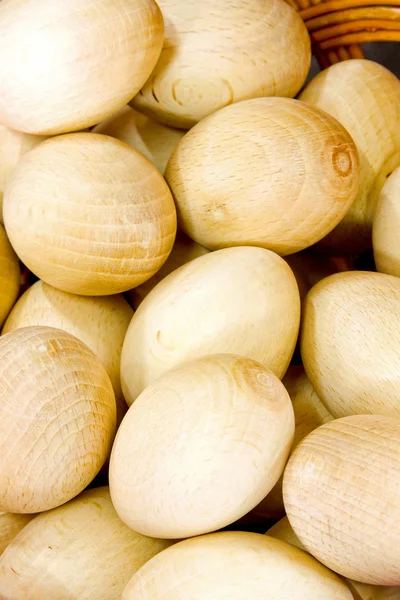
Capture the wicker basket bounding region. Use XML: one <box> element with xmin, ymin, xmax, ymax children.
<box><xmin>290</xmin><ymin>0</ymin><xmax>400</xmax><ymax>68</ymax></box>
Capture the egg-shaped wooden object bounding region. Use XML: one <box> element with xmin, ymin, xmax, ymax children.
<box><xmin>130</xmin><ymin>0</ymin><xmax>311</xmax><ymax>129</ymax></box>
<box><xmin>165</xmin><ymin>98</ymin><xmax>359</xmax><ymax>255</ymax></box>
<box><xmin>0</xmin><ymin>326</ymin><xmax>116</xmax><ymax>513</ymax></box>
<box><xmin>93</xmin><ymin>106</ymin><xmax>185</xmax><ymax>174</ymax></box>
<box><xmin>373</xmin><ymin>167</ymin><xmax>400</xmax><ymax>278</ymax></box>
<box><xmin>0</xmin><ymin>513</ymin><xmax>33</xmax><ymax>557</ymax></box>
<box><xmin>301</xmin><ymin>271</ymin><xmax>400</xmax><ymax>418</ymax></box>
<box><xmin>121</xmin><ymin>246</ymin><xmax>300</xmax><ymax>404</ymax></box>
<box><xmin>127</xmin><ymin>231</ymin><xmax>209</xmax><ymax>309</ymax></box>
<box><xmin>122</xmin><ymin>531</ymin><xmax>353</xmax><ymax>599</ymax></box>
<box><xmin>0</xmin><ymin>224</ymin><xmax>19</xmax><ymax>328</ymax></box>
<box><xmin>300</xmin><ymin>59</ymin><xmax>400</xmax><ymax>254</ymax></box>
<box><xmin>110</xmin><ymin>354</ymin><xmax>295</xmax><ymax>538</ymax></box>
<box><xmin>284</xmin><ymin>414</ymin><xmax>400</xmax><ymax>585</ymax></box>
<box><xmin>0</xmin><ymin>487</ymin><xmax>170</xmax><ymax>600</ymax></box>
<box><xmin>3</xmin><ymin>133</ymin><xmax>177</xmax><ymax>296</ymax></box>
<box><xmin>2</xmin><ymin>280</ymin><xmax>133</xmax><ymax>424</ymax></box>
<box><xmin>0</xmin><ymin>0</ymin><xmax>164</xmax><ymax>135</ymax></box>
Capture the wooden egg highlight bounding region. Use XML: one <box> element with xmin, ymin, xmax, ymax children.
<box><xmin>110</xmin><ymin>354</ymin><xmax>295</xmax><ymax>538</ymax></box>
<box><xmin>283</xmin><ymin>414</ymin><xmax>400</xmax><ymax>586</ymax></box>
<box><xmin>165</xmin><ymin>98</ymin><xmax>359</xmax><ymax>255</ymax></box>
<box><xmin>301</xmin><ymin>271</ymin><xmax>400</xmax><ymax>418</ymax></box>
<box><xmin>373</xmin><ymin>167</ymin><xmax>400</xmax><ymax>278</ymax></box>
<box><xmin>0</xmin><ymin>224</ymin><xmax>19</xmax><ymax>328</ymax></box>
<box><xmin>131</xmin><ymin>0</ymin><xmax>311</xmax><ymax>129</ymax></box>
<box><xmin>122</xmin><ymin>531</ymin><xmax>352</xmax><ymax>599</ymax></box>
<box><xmin>0</xmin><ymin>326</ymin><xmax>116</xmax><ymax>513</ymax></box>
<box><xmin>0</xmin><ymin>487</ymin><xmax>171</xmax><ymax>600</ymax></box>
<box><xmin>300</xmin><ymin>59</ymin><xmax>400</xmax><ymax>254</ymax></box>
<box><xmin>121</xmin><ymin>246</ymin><xmax>300</xmax><ymax>404</ymax></box>
<box><xmin>2</xmin><ymin>280</ymin><xmax>133</xmax><ymax>424</ymax></box>
<box><xmin>93</xmin><ymin>106</ymin><xmax>185</xmax><ymax>174</ymax></box>
<box><xmin>0</xmin><ymin>513</ymin><xmax>33</xmax><ymax>557</ymax></box>
<box><xmin>0</xmin><ymin>0</ymin><xmax>164</xmax><ymax>135</ymax></box>
<box><xmin>3</xmin><ymin>133</ymin><xmax>177</xmax><ymax>296</ymax></box>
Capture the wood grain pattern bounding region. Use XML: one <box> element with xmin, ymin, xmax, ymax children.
<box><xmin>0</xmin><ymin>0</ymin><xmax>164</xmax><ymax>135</ymax></box>
<box><xmin>131</xmin><ymin>0</ymin><xmax>311</xmax><ymax>128</ymax></box>
<box><xmin>0</xmin><ymin>326</ymin><xmax>116</xmax><ymax>513</ymax></box>
<box><xmin>301</xmin><ymin>271</ymin><xmax>400</xmax><ymax>418</ymax></box>
<box><xmin>373</xmin><ymin>167</ymin><xmax>400</xmax><ymax>277</ymax></box>
<box><xmin>2</xmin><ymin>280</ymin><xmax>133</xmax><ymax>424</ymax></box>
<box><xmin>300</xmin><ymin>59</ymin><xmax>400</xmax><ymax>254</ymax></box>
<box><xmin>165</xmin><ymin>97</ymin><xmax>360</xmax><ymax>255</ymax></box>
<box><xmin>0</xmin><ymin>513</ymin><xmax>33</xmax><ymax>557</ymax></box>
<box><xmin>283</xmin><ymin>415</ymin><xmax>400</xmax><ymax>585</ymax></box>
<box><xmin>110</xmin><ymin>354</ymin><xmax>295</xmax><ymax>538</ymax></box>
<box><xmin>122</xmin><ymin>531</ymin><xmax>353</xmax><ymax>599</ymax></box>
<box><xmin>0</xmin><ymin>487</ymin><xmax>170</xmax><ymax>600</ymax></box>
<box><xmin>121</xmin><ymin>247</ymin><xmax>300</xmax><ymax>404</ymax></box>
<box><xmin>0</xmin><ymin>224</ymin><xmax>19</xmax><ymax>328</ymax></box>
<box><xmin>3</xmin><ymin>133</ymin><xmax>177</xmax><ymax>296</ymax></box>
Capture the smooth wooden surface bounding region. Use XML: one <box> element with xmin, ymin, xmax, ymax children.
<box><xmin>0</xmin><ymin>513</ymin><xmax>33</xmax><ymax>557</ymax></box>
<box><xmin>284</xmin><ymin>414</ymin><xmax>400</xmax><ymax>585</ymax></box>
<box><xmin>300</xmin><ymin>59</ymin><xmax>400</xmax><ymax>254</ymax></box>
<box><xmin>3</xmin><ymin>133</ymin><xmax>177</xmax><ymax>296</ymax></box>
<box><xmin>121</xmin><ymin>247</ymin><xmax>300</xmax><ymax>404</ymax></box>
<box><xmin>122</xmin><ymin>531</ymin><xmax>353</xmax><ymax>599</ymax></box>
<box><xmin>0</xmin><ymin>0</ymin><xmax>164</xmax><ymax>135</ymax></box>
<box><xmin>111</xmin><ymin>354</ymin><xmax>295</xmax><ymax>538</ymax></box>
<box><xmin>0</xmin><ymin>326</ymin><xmax>116</xmax><ymax>513</ymax></box>
<box><xmin>93</xmin><ymin>106</ymin><xmax>185</xmax><ymax>174</ymax></box>
<box><xmin>301</xmin><ymin>271</ymin><xmax>400</xmax><ymax>418</ymax></box>
<box><xmin>131</xmin><ymin>0</ymin><xmax>310</xmax><ymax>128</ymax></box>
<box><xmin>165</xmin><ymin>97</ymin><xmax>360</xmax><ymax>255</ymax></box>
<box><xmin>0</xmin><ymin>487</ymin><xmax>171</xmax><ymax>600</ymax></box>
<box><xmin>0</xmin><ymin>225</ymin><xmax>19</xmax><ymax>328</ymax></box>
<box><xmin>373</xmin><ymin>167</ymin><xmax>400</xmax><ymax>277</ymax></box>
<box><xmin>2</xmin><ymin>280</ymin><xmax>133</xmax><ymax>424</ymax></box>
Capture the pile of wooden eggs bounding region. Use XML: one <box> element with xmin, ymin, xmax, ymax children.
<box><xmin>1</xmin><ymin>0</ymin><xmax>400</xmax><ymax>597</ymax></box>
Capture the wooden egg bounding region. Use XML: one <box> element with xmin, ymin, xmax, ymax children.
<box><xmin>0</xmin><ymin>326</ymin><xmax>116</xmax><ymax>513</ymax></box>
<box><xmin>93</xmin><ymin>106</ymin><xmax>185</xmax><ymax>174</ymax></box>
<box><xmin>0</xmin><ymin>487</ymin><xmax>170</xmax><ymax>600</ymax></box>
<box><xmin>122</xmin><ymin>531</ymin><xmax>352</xmax><ymax>599</ymax></box>
<box><xmin>3</xmin><ymin>133</ymin><xmax>177</xmax><ymax>296</ymax></box>
<box><xmin>300</xmin><ymin>59</ymin><xmax>400</xmax><ymax>254</ymax></box>
<box><xmin>0</xmin><ymin>224</ymin><xmax>19</xmax><ymax>328</ymax></box>
<box><xmin>373</xmin><ymin>167</ymin><xmax>400</xmax><ymax>277</ymax></box>
<box><xmin>284</xmin><ymin>414</ymin><xmax>400</xmax><ymax>585</ymax></box>
<box><xmin>2</xmin><ymin>280</ymin><xmax>133</xmax><ymax>424</ymax></box>
<box><xmin>301</xmin><ymin>271</ymin><xmax>400</xmax><ymax>418</ymax></box>
<box><xmin>0</xmin><ymin>513</ymin><xmax>33</xmax><ymax>557</ymax></box>
<box><xmin>130</xmin><ymin>0</ymin><xmax>311</xmax><ymax>129</ymax></box>
<box><xmin>0</xmin><ymin>0</ymin><xmax>164</xmax><ymax>135</ymax></box>
<box><xmin>110</xmin><ymin>354</ymin><xmax>295</xmax><ymax>538</ymax></box>
<box><xmin>127</xmin><ymin>231</ymin><xmax>209</xmax><ymax>309</ymax></box>
<box><xmin>121</xmin><ymin>246</ymin><xmax>300</xmax><ymax>404</ymax></box>
<box><xmin>165</xmin><ymin>98</ymin><xmax>359</xmax><ymax>255</ymax></box>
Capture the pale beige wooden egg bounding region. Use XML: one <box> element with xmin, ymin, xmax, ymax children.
<box><xmin>300</xmin><ymin>59</ymin><xmax>400</xmax><ymax>254</ymax></box>
<box><xmin>0</xmin><ymin>326</ymin><xmax>116</xmax><ymax>513</ymax></box>
<box><xmin>0</xmin><ymin>487</ymin><xmax>171</xmax><ymax>600</ymax></box>
<box><xmin>0</xmin><ymin>224</ymin><xmax>19</xmax><ymax>328</ymax></box>
<box><xmin>2</xmin><ymin>280</ymin><xmax>133</xmax><ymax>424</ymax></box>
<box><xmin>122</xmin><ymin>531</ymin><xmax>353</xmax><ymax>599</ymax></box>
<box><xmin>283</xmin><ymin>414</ymin><xmax>400</xmax><ymax>585</ymax></box>
<box><xmin>3</xmin><ymin>133</ymin><xmax>177</xmax><ymax>296</ymax></box>
<box><xmin>268</xmin><ymin>518</ymin><xmax>400</xmax><ymax>600</ymax></box>
<box><xmin>0</xmin><ymin>513</ymin><xmax>33</xmax><ymax>557</ymax></box>
<box><xmin>301</xmin><ymin>271</ymin><xmax>400</xmax><ymax>418</ymax></box>
<box><xmin>93</xmin><ymin>106</ymin><xmax>185</xmax><ymax>174</ymax></box>
<box><xmin>373</xmin><ymin>167</ymin><xmax>400</xmax><ymax>278</ymax></box>
<box><xmin>165</xmin><ymin>97</ymin><xmax>359</xmax><ymax>255</ymax></box>
<box><xmin>110</xmin><ymin>354</ymin><xmax>295</xmax><ymax>538</ymax></box>
<box><xmin>131</xmin><ymin>0</ymin><xmax>311</xmax><ymax>129</ymax></box>
<box><xmin>127</xmin><ymin>231</ymin><xmax>209</xmax><ymax>309</ymax></box>
<box><xmin>0</xmin><ymin>0</ymin><xmax>164</xmax><ymax>135</ymax></box>
<box><xmin>121</xmin><ymin>246</ymin><xmax>300</xmax><ymax>404</ymax></box>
